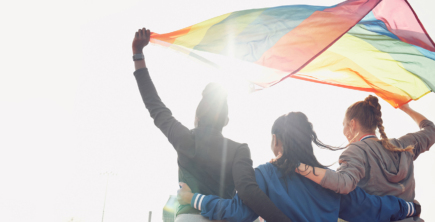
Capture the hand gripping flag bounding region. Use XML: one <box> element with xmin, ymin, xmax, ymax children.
<box><xmin>150</xmin><ymin>0</ymin><xmax>435</xmax><ymax>107</ymax></box>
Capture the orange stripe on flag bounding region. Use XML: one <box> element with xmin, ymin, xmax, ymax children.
<box><xmin>150</xmin><ymin>26</ymin><xmax>193</xmax><ymax>45</ymax></box>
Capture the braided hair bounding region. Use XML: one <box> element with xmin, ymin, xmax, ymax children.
<box><xmin>271</xmin><ymin>112</ymin><xmax>345</xmax><ymax>176</ymax></box>
<box><xmin>346</xmin><ymin>95</ymin><xmax>414</xmax><ymax>153</ymax></box>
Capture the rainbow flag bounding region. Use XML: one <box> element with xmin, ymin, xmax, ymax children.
<box><xmin>150</xmin><ymin>0</ymin><xmax>435</xmax><ymax>107</ymax></box>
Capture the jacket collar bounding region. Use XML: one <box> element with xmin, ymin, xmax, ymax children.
<box><xmin>194</xmin><ymin>126</ymin><xmax>223</xmax><ymax>136</ymax></box>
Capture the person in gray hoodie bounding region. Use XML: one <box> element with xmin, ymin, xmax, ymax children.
<box><xmin>294</xmin><ymin>95</ymin><xmax>435</xmax><ymax>222</ymax></box>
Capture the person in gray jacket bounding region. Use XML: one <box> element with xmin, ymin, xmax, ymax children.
<box><xmin>294</xmin><ymin>95</ymin><xmax>435</xmax><ymax>222</ymax></box>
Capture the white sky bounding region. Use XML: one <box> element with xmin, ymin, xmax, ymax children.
<box><xmin>1</xmin><ymin>0</ymin><xmax>434</xmax><ymax>222</ymax></box>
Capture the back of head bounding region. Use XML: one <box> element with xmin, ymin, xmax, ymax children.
<box><xmin>195</xmin><ymin>83</ymin><xmax>228</xmax><ymax>131</ymax></box>
<box><xmin>271</xmin><ymin>112</ymin><xmax>344</xmax><ymax>176</ymax></box>
<box><xmin>346</xmin><ymin>95</ymin><xmax>413</xmax><ymax>153</ymax></box>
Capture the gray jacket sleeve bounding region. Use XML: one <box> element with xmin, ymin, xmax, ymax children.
<box><xmin>134</xmin><ymin>68</ymin><xmax>195</xmax><ymax>153</ymax></box>
<box><xmin>397</xmin><ymin>120</ymin><xmax>435</xmax><ymax>160</ymax></box>
<box><xmin>320</xmin><ymin>145</ymin><xmax>367</xmax><ymax>194</ymax></box>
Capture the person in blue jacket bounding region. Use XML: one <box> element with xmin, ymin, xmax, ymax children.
<box><xmin>177</xmin><ymin>112</ymin><xmax>421</xmax><ymax>222</ymax></box>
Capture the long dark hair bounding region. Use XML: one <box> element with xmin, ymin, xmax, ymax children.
<box><xmin>346</xmin><ymin>95</ymin><xmax>413</xmax><ymax>153</ymax></box>
<box><xmin>271</xmin><ymin>112</ymin><xmax>345</xmax><ymax>176</ymax></box>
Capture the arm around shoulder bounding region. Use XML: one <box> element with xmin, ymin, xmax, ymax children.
<box><xmin>178</xmin><ymin>183</ymin><xmax>258</xmax><ymax>222</ymax></box>
<box><xmin>232</xmin><ymin>145</ymin><xmax>293</xmax><ymax>222</ymax></box>
<box><xmin>193</xmin><ymin>193</ymin><xmax>258</xmax><ymax>222</ymax></box>
<box><xmin>322</xmin><ymin>145</ymin><xmax>366</xmax><ymax>194</ymax></box>
<box><xmin>298</xmin><ymin>145</ymin><xmax>366</xmax><ymax>194</ymax></box>
<box><xmin>339</xmin><ymin>187</ymin><xmax>420</xmax><ymax>221</ymax></box>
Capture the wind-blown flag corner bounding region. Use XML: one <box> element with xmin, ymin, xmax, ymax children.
<box><xmin>151</xmin><ymin>0</ymin><xmax>435</xmax><ymax>108</ymax></box>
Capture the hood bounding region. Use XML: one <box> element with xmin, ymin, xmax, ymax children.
<box><xmin>357</xmin><ymin>139</ymin><xmax>413</xmax><ymax>183</ymax></box>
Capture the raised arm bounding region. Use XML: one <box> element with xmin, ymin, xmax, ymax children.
<box><xmin>296</xmin><ymin>145</ymin><xmax>366</xmax><ymax>194</ymax></box>
<box><xmin>399</xmin><ymin>104</ymin><xmax>428</xmax><ymax>126</ymax></box>
<box><xmin>132</xmin><ymin>28</ymin><xmax>193</xmax><ymax>151</ymax></box>
<box><xmin>132</xmin><ymin>28</ymin><xmax>149</xmax><ymax>70</ymax></box>
<box><xmin>398</xmin><ymin>104</ymin><xmax>435</xmax><ymax>159</ymax></box>
<box><xmin>232</xmin><ymin>145</ymin><xmax>293</xmax><ymax>222</ymax></box>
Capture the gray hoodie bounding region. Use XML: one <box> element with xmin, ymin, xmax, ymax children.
<box><xmin>321</xmin><ymin>120</ymin><xmax>435</xmax><ymax>222</ymax></box>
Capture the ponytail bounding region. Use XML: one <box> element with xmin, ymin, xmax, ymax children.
<box><xmin>348</xmin><ymin>95</ymin><xmax>414</xmax><ymax>154</ymax></box>
<box><xmin>364</xmin><ymin>95</ymin><xmax>414</xmax><ymax>153</ymax></box>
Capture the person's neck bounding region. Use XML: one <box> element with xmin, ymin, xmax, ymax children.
<box><xmin>196</xmin><ymin>125</ymin><xmax>223</xmax><ymax>134</ymax></box>
<box><xmin>357</xmin><ymin>132</ymin><xmax>377</xmax><ymax>141</ymax></box>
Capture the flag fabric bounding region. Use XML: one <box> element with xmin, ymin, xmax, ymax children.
<box><xmin>150</xmin><ymin>0</ymin><xmax>435</xmax><ymax>107</ymax></box>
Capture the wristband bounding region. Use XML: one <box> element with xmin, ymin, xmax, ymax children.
<box><xmin>133</xmin><ymin>54</ymin><xmax>144</xmax><ymax>61</ymax></box>
<box><xmin>191</xmin><ymin>193</ymin><xmax>206</xmax><ymax>211</ymax></box>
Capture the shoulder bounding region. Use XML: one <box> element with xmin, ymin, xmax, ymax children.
<box><xmin>256</xmin><ymin>162</ymin><xmax>279</xmax><ymax>175</ymax></box>
<box><xmin>223</xmin><ymin>138</ymin><xmax>252</xmax><ymax>159</ymax></box>
<box><xmin>225</xmin><ymin>138</ymin><xmax>250</xmax><ymax>152</ymax></box>
<box><xmin>340</xmin><ymin>142</ymin><xmax>369</xmax><ymax>161</ymax></box>
<box><xmin>343</xmin><ymin>142</ymin><xmax>368</xmax><ymax>153</ymax></box>
<box><xmin>227</xmin><ymin>138</ymin><xmax>248</xmax><ymax>148</ymax></box>
<box><xmin>387</xmin><ymin>138</ymin><xmax>405</xmax><ymax>148</ymax></box>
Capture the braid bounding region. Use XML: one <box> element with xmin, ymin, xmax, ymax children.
<box><xmin>364</xmin><ymin>95</ymin><xmax>414</xmax><ymax>154</ymax></box>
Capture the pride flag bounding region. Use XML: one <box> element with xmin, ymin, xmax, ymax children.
<box><xmin>150</xmin><ymin>0</ymin><xmax>435</xmax><ymax>107</ymax></box>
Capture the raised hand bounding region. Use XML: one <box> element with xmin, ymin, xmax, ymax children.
<box><xmin>399</xmin><ymin>103</ymin><xmax>410</xmax><ymax>111</ymax></box>
<box><xmin>132</xmin><ymin>28</ymin><xmax>150</xmax><ymax>54</ymax></box>
<box><xmin>399</xmin><ymin>103</ymin><xmax>427</xmax><ymax>125</ymax></box>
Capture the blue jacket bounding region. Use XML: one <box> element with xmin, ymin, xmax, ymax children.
<box><xmin>190</xmin><ymin>163</ymin><xmax>416</xmax><ymax>222</ymax></box>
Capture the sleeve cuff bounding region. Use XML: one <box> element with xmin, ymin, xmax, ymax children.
<box><xmin>133</xmin><ymin>67</ymin><xmax>149</xmax><ymax>77</ymax></box>
<box><xmin>191</xmin><ymin>193</ymin><xmax>206</xmax><ymax>211</ymax></box>
<box><xmin>419</xmin><ymin>119</ymin><xmax>435</xmax><ymax>129</ymax></box>
<box><xmin>405</xmin><ymin>202</ymin><xmax>419</xmax><ymax>217</ymax></box>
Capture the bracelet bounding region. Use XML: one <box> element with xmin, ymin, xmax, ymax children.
<box><xmin>133</xmin><ymin>54</ymin><xmax>144</xmax><ymax>61</ymax></box>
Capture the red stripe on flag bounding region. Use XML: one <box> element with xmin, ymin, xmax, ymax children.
<box><xmin>373</xmin><ymin>0</ymin><xmax>435</xmax><ymax>52</ymax></box>
<box><xmin>254</xmin><ymin>0</ymin><xmax>381</xmax><ymax>74</ymax></box>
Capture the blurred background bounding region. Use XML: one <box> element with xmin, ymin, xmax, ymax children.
<box><xmin>1</xmin><ymin>0</ymin><xmax>434</xmax><ymax>221</ymax></box>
